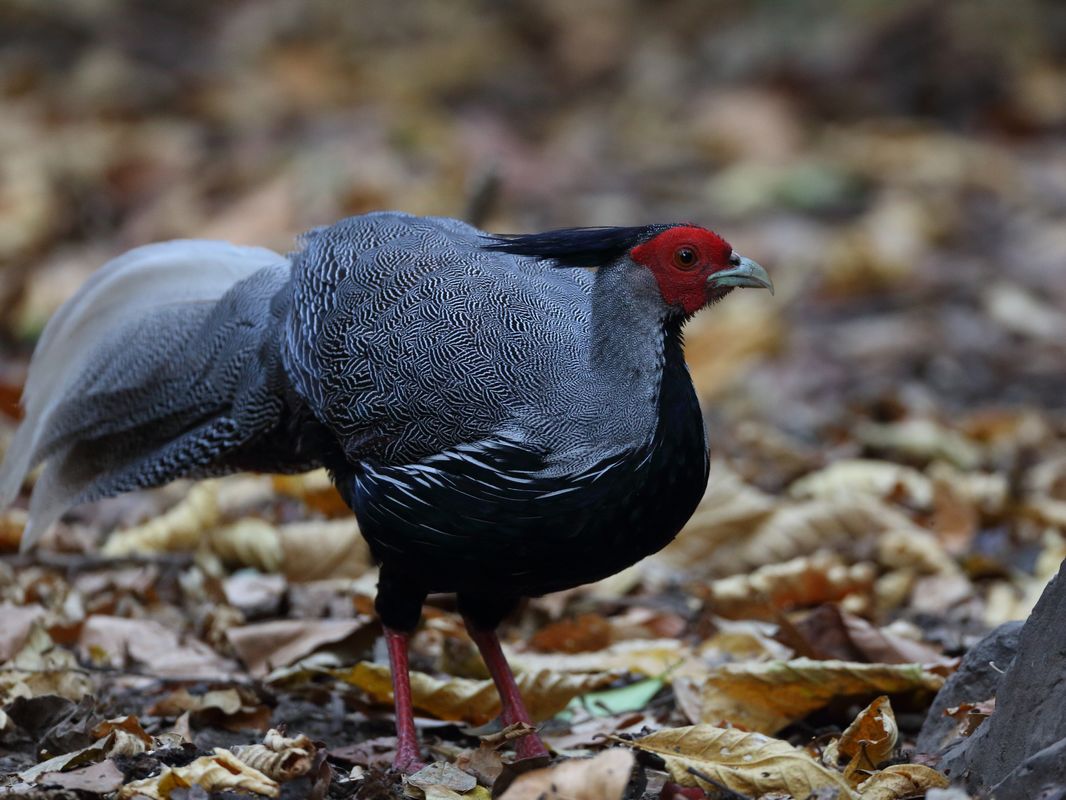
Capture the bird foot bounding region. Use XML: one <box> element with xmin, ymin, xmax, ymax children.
<box><xmin>513</xmin><ymin>731</ymin><xmax>551</xmax><ymax>762</ymax></box>
<box><xmin>392</xmin><ymin>749</ymin><xmax>427</xmax><ymax>775</ymax></box>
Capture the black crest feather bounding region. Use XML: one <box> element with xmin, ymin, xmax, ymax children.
<box><xmin>482</xmin><ymin>224</ymin><xmax>673</xmax><ymax>268</ymax></box>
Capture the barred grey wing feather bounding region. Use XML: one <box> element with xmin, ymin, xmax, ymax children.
<box><xmin>283</xmin><ymin>211</ymin><xmax>595</xmax><ymax>466</ymax></box>
<box><xmin>0</xmin><ymin>241</ymin><xmax>296</xmax><ymax>550</ymax></box>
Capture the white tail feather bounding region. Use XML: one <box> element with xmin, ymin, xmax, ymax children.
<box><xmin>0</xmin><ymin>240</ymin><xmax>289</xmax><ymax>544</ymax></box>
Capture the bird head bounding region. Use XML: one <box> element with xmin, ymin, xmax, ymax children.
<box><xmin>484</xmin><ymin>223</ymin><xmax>772</xmax><ymax>317</ymax></box>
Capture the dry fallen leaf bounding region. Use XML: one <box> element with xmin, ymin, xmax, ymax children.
<box><xmin>698</xmin><ymin>658</ymin><xmax>945</xmax><ymax>733</ymax></box>
<box><xmin>624</xmin><ymin>724</ymin><xmax>855</xmax><ymax>799</ymax></box>
<box><xmin>337</xmin><ymin>661</ymin><xmax>619</xmax><ymax>724</ymax></box>
<box><xmin>711</xmin><ymin>496</ymin><xmax>923</xmax><ymax>575</ymax></box>
<box><xmin>79</xmin><ymin>615</ymin><xmax>237</xmax><ymax>677</ymax></box>
<box><xmin>824</xmin><ymin>696</ymin><xmax>898</xmax><ymax>785</ymax></box>
<box><xmin>102</xmin><ymin>481</ymin><xmax>219</xmax><ymax>555</ymax></box>
<box><xmin>856</xmin><ymin>764</ymin><xmax>950</xmax><ymax>800</ymax></box>
<box><xmin>704</xmin><ymin>553</ymin><xmax>876</xmax><ymax>620</ymax></box>
<box><xmin>118</xmin><ymin>747</ymin><xmax>279</xmax><ymax>799</ymax></box>
<box><xmin>210</xmin><ymin>518</ymin><xmax>371</xmax><ymax>580</ymax></box>
<box><xmin>227</xmin><ymin>617</ymin><xmax>373</xmax><ymax>677</ymax></box>
<box><xmin>789</xmin><ymin>459</ymin><xmax>934</xmax><ymax>509</ymax></box>
<box><xmin>232</xmin><ymin>728</ymin><xmax>317</xmax><ymax>781</ymax></box>
<box><xmin>498</xmin><ymin>748</ymin><xmax>635</xmax><ymax>800</ymax></box>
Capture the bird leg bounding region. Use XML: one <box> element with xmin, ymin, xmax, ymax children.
<box><xmin>384</xmin><ymin>627</ymin><xmax>426</xmax><ymax>773</ymax></box>
<box><xmin>464</xmin><ymin>620</ymin><xmax>550</xmax><ymax>761</ymax></box>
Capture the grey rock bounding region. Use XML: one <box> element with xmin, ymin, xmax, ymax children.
<box><xmin>939</xmin><ymin>562</ymin><xmax>1066</xmax><ymax>798</ymax></box>
<box><xmin>915</xmin><ymin>620</ymin><xmax>1023</xmax><ymax>756</ymax></box>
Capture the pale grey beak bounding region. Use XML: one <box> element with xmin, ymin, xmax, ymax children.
<box><xmin>707</xmin><ymin>256</ymin><xmax>774</xmax><ymax>295</ymax></box>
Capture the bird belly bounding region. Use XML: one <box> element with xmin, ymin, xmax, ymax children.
<box><xmin>343</xmin><ymin>421</ymin><xmax>709</xmax><ymax>597</ymax></box>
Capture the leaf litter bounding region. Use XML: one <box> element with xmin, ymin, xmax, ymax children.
<box><xmin>3</xmin><ymin>2</ymin><xmax>1066</xmax><ymax>799</ymax></box>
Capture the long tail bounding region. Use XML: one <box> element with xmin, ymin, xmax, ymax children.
<box><xmin>0</xmin><ymin>240</ymin><xmax>316</xmax><ymax>550</ymax></box>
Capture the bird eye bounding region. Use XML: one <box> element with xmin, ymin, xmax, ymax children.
<box><xmin>673</xmin><ymin>246</ymin><xmax>698</xmax><ymax>270</ymax></box>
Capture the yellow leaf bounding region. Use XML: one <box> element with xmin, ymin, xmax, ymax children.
<box><xmin>698</xmin><ymin>658</ymin><xmax>944</xmax><ymax>734</ymax></box>
<box><xmin>857</xmin><ymin>764</ymin><xmax>950</xmax><ymax>800</ymax></box>
<box><xmin>102</xmin><ymin>482</ymin><xmax>219</xmax><ymax>556</ymax></box>
<box><xmin>498</xmin><ymin>748</ymin><xmax>634</xmax><ymax>800</ymax></box>
<box><xmin>337</xmin><ymin>662</ymin><xmax>618</xmax><ymax>724</ymax></box>
<box><xmin>624</xmin><ymin>724</ymin><xmax>855</xmax><ymax>799</ymax></box>
<box><xmin>119</xmin><ymin>748</ymin><xmax>278</xmax><ymax>799</ymax></box>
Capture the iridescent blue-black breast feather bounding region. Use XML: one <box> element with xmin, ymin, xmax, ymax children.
<box><xmin>282</xmin><ymin>212</ymin><xmax>715</xmax><ymax>628</ymax></box>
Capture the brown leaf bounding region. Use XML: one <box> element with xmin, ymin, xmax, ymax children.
<box><xmin>337</xmin><ymin>662</ymin><xmax>618</xmax><ymax>724</ymax></box>
<box><xmin>704</xmin><ymin>553</ymin><xmax>876</xmax><ymax>620</ymax></box>
<box><xmin>698</xmin><ymin>658</ymin><xmax>945</xmax><ymax>734</ymax></box>
<box><xmin>944</xmin><ymin>699</ymin><xmax>995</xmax><ymax>739</ymax></box>
<box><xmin>227</xmin><ymin>617</ymin><xmax>373</xmax><ymax>677</ymax></box>
<box><xmin>498</xmin><ymin>748</ymin><xmax>635</xmax><ymax>800</ymax></box>
<box><xmin>147</xmin><ymin>687</ymin><xmax>272</xmax><ymax>733</ymax></box>
<box><xmin>209</xmin><ymin>518</ymin><xmax>371</xmax><ymax>580</ymax></box>
<box><xmin>0</xmin><ymin>602</ymin><xmax>45</xmax><ymax>661</ymax></box>
<box><xmin>529</xmin><ymin>614</ymin><xmax>612</xmax><ymax>653</ymax></box>
<box><xmin>79</xmin><ymin>615</ymin><xmax>236</xmax><ymax>677</ymax></box>
<box><xmin>624</xmin><ymin>725</ymin><xmax>855</xmax><ymax>799</ymax></box>
<box><xmin>34</xmin><ymin>759</ymin><xmax>124</xmax><ymax>793</ymax></box>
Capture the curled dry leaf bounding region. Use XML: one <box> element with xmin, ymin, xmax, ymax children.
<box><xmin>657</xmin><ymin>461</ymin><xmax>777</xmax><ymax>575</ymax></box>
<box><xmin>856</xmin><ymin>764</ymin><xmax>950</xmax><ymax>800</ymax></box>
<box><xmin>498</xmin><ymin>747</ymin><xmax>635</xmax><ymax>800</ymax></box>
<box><xmin>102</xmin><ymin>481</ymin><xmax>219</xmax><ymax>556</ymax></box>
<box><xmin>337</xmin><ymin>661</ymin><xmax>619</xmax><ymax>724</ymax></box>
<box><xmin>92</xmin><ymin>715</ymin><xmax>154</xmax><ymax>756</ymax></box>
<box><xmin>704</xmin><ymin>552</ymin><xmax>876</xmax><ymax>620</ymax></box>
<box><xmin>232</xmin><ymin>728</ymin><xmax>316</xmax><ymax>781</ymax></box>
<box><xmin>210</xmin><ymin>518</ymin><xmax>370</xmax><ymax>580</ymax></box>
<box><xmin>789</xmin><ymin>459</ymin><xmax>934</xmax><ymax>509</ymax></box>
<box><xmin>698</xmin><ymin>658</ymin><xmax>945</xmax><ymax>734</ymax></box>
<box><xmin>623</xmin><ymin>724</ymin><xmax>854</xmax><ymax>799</ymax></box>
<box><xmin>824</xmin><ymin>696</ymin><xmax>898</xmax><ymax>785</ymax></box>
<box><xmin>118</xmin><ymin>747</ymin><xmax>279</xmax><ymax>799</ymax></box>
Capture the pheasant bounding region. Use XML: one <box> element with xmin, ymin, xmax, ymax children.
<box><xmin>0</xmin><ymin>212</ymin><xmax>772</xmax><ymax>770</ymax></box>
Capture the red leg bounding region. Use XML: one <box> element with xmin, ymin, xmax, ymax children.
<box><xmin>385</xmin><ymin>627</ymin><xmax>426</xmax><ymax>773</ymax></box>
<box><xmin>464</xmin><ymin>621</ymin><xmax>550</xmax><ymax>761</ymax></box>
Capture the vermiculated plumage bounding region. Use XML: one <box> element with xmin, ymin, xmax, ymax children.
<box><xmin>0</xmin><ymin>209</ymin><xmax>771</xmax><ymax>770</ymax></box>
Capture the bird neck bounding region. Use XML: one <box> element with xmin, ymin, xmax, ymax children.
<box><xmin>588</xmin><ymin>263</ymin><xmax>680</xmax><ymax>433</ymax></box>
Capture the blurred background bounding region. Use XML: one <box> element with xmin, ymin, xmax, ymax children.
<box><xmin>1</xmin><ymin>0</ymin><xmax>1064</xmax><ymax>450</ymax></box>
<box><xmin>1</xmin><ymin>2</ymin><xmax>1066</xmax><ymax>782</ymax></box>
<box><xmin>0</xmin><ymin>0</ymin><xmax>1065</xmax><ymax>533</ymax></box>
